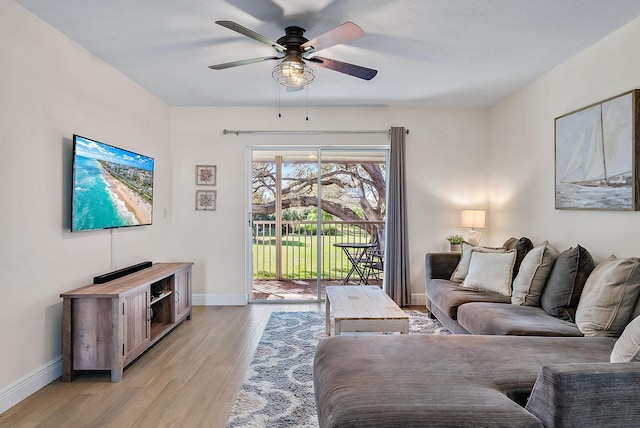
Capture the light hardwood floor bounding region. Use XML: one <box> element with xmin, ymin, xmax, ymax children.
<box><xmin>0</xmin><ymin>304</ymin><xmax>324</xmax><ymax>428</ymax></box>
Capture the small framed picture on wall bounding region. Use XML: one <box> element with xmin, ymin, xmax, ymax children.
<box><xmin>196</xmin><ymin>190</ymin><xmax>216</xmax><ymax>211</ymax></box>
<box><xmin>196</xmin><ymin>165</ymin><xmax>216</xmax><ymax>186</ymax></box>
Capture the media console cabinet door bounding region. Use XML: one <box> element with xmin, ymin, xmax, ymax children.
<box><xmin>174</xmin><ymin>268</ymin><xmax>191</xmax><ymax>320</ymax></box>
<box><xmin>123</xmin><ymin>286</ymin><xmax>151</xmax><ymax>365</ymax></box>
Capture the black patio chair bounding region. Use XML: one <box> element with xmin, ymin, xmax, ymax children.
<box><xmin>362</xmin><ymin>230</ymin><xmax>385</xmax><ymax>282</ymax></box>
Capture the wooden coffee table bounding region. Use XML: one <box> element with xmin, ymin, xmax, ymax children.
<box><xmin>325</xmin><ymin>286</ymin><xmax>409</xmax><ymax>335</ymax></box>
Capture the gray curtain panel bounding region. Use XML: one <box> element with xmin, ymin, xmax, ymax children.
<box><xmin>386</xmin><ymin>127</ymin><xmax>410</xmax><ymax>306</ymax></box>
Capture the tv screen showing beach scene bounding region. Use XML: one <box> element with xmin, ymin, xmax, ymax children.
<box><xmin>72</xmin><ymin>135</ymin><xmax>154</xmax><ymax>232</ymax></box>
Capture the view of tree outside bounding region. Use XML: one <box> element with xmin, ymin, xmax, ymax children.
<box><xmin>251</xmin><ymin>150</ymin><xmax>387</xmax><ymax>288</ymax></box>
<box><xmin>252</xmin><ymin>160</ymin><xmax>386</xmax><ymax>225</ymax></box>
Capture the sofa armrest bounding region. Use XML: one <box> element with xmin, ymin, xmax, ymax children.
<box><xmin>425</xmin><ymin>252</ymin><xmax>461</xmax><ymax>280</ymax></box>
<box><xmin>525</xmin><ymin>362</ymin><xmax>640</xmax><ymax>428</ymax></box>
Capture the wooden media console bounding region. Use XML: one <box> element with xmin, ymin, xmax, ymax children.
<box><xmin>60</xmin><ymin>262</ymin><xmax>193</xmax><ymax>382</ymax></box>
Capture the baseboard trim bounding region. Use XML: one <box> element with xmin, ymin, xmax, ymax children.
<box><xmin>0</xmin><ymin>356</ymin><xmax>62</xmax><ymax>414</ymax></box>
<box><xmin>193</xmin><ymin>293</ymin><xmax>248</xmax><ymax>306</ymax></box>
<box><xmin>411</xmin><ymin>292</ymin><xmax>426</xmax><ymax>306</ymax></box>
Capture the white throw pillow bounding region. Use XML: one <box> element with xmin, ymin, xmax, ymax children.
<box><xmin>462</xmin><ymin>250</ymin><xmax>516</xmax><ymax>296</ymax></box>
<box><xmin>451</xmin><ymin>242</ymin><xmax>506</xmax><ymax>282</ymax></box>
<box><xmin>511</xmin><ymin>241</ymin><xmax>557</xmax><ymax>306</ymax></box>
<box><xmin>611</xmin><ymin>315</ymin><xmax>640</xmax><ymax>363</ymax></box>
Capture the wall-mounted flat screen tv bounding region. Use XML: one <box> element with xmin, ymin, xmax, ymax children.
<box><xmin>71</xmin><ymin>134</ymin><xmax>154</xmax><ymax>232</ymax></box>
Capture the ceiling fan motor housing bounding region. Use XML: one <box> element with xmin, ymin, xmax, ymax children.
<box><xmin>277</xmin><ymin>26</ymin><xmax>309</xmax><ymax>55</ymax></box>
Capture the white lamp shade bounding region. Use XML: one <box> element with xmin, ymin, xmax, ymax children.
<box><xmin>461</xmin><ymin>210</ymin><xmax>486</xmax><ymax>229</ymax></box>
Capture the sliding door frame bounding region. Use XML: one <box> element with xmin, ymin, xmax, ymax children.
<box><xmin>247</xmin><ymin>145</ymin><xmax>389</xmax><ymax>303</ymax></box>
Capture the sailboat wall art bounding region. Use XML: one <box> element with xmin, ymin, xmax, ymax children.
<box><xmin>555</xmin><ymin>90</ymin><xmax>640</xmax><ymax>210</ymax></box>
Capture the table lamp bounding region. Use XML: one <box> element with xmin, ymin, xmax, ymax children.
<box><xmin>461</xmin><ymin>209</ymin><xmax>485</xmax><ymax>246</ymax></box>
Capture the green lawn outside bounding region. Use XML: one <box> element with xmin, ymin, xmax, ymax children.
<box><xmin>252</xmin><ymin>233</ymin><xmax>371</xmax><ymax>280</ymax></box>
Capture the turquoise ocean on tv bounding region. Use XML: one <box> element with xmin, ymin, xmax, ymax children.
<box><xmin>72</xmin><ymin>155</ymin><xmax>130</xmax><ymax>231</ymax></box>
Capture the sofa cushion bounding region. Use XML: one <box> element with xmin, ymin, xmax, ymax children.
<box><xmin>576</xmin><ymin>256</ymin><xmax>640</xmax><ymax>337</ymax></box>
<box><xmin>512</xmin><ymin>241</ymin><xmax>557</xmax><ymax>306</ymax></box>
<box><xmin>458</xmin><ymin>302</ymin><xmax>583</xmax><ymax>336</ymax></box>
<box><xmin>463</xmin><ymin>250</ymin><xmax>516</xmax><ymax>296</ymax></box>
<box><xmin>526</xmin><ymin>362</ymin><xmax>640</xmax><ymax>428</ymax></box>
<box><xmin>451</xmin><ymin>241</ymin><xmax>506</xmax><ymax>282</ymax></box>
<box><xmin>425</xmin><ymin>252</ymin><xmax>462</xmax><ymax>280</ymax></box>
<box><xmin>611</xmin><ymin>315</ymin><xmax>640</xmax><ymax>363</ymax></box>
<box><xmin>540</xmin><ymin>245</ymin><xmax>595</xmax><ymax>322</ymax></box>
<box><xmin>426</xmin><ymin>279</ymin><xmax>511</xmax><ymax>320</ymax></box>
<box><xmin>503</xmin><ymin>236</ymin><xmax>534</xmax><ymax>279</ymax></box>
<box><xmin>314</xmin><ymin>335</ymin><xmax>616</xmax><ymax>428</ymax></box>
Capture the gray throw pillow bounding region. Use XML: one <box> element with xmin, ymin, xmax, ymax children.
<box><xmin>503</xmin><ymin>236</ymin><xmax>534</xmax><ymax>279</ymax></box>
<box><xmin>511</xmin><ymin>241</ymin><xmax>556</xmax><ymax>306</ymax></box>
<box><xmin>540</xmin><ymin>245</ymin><xmax>595</xmax><ymax>322</ymax></box>
<box><xmin>611</xmin><ymin>315</ymin><xmax>640</xmax><ymax>363</ymax></box>
<box><xmin>576</xmin><ymin>256</ymin><xmax>640</xmax><ymax>337</ymax></box>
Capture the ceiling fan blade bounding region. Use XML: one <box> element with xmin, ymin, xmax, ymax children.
<box><xmin>215</xmin><ymin>20</ymin><xmax>286</xmax><ymax>51</ymax></box>
<box><xmin>222</xmin><ymin>0</ymin><xmax>283</xmax><ymax>23</ymax></box>
<box><xmin>209</xmin><ymin>56</ymin><xmax>281</xmax><ymax>70</ymax></box>
<box><xmin>307</xmin><ymin>56</ymin><xmax>377</xmax><ymax>80</ymax></box>
<box><xmin>301</xmin><ymin>21</ymin><xmax>365</xmax><ymax>53</ymax></box>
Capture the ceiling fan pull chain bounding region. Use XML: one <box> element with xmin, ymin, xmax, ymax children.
<box><xmin>278</xmin><ymin>85</ymin><xmax>282</xmax><ymax>118</ymax></box>
<box><xmin>306</xmin><ymin>86</ymin><xmax>309</xmax><ymax>121</ymax></box>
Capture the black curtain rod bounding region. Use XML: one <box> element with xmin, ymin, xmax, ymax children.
<box><xmin>222</xmin><ymin>129</ymin><xmax>409</xmax><ymax>136</ymax></box>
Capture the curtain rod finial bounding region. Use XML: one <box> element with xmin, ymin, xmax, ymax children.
<box><xmin>389</xmin><ymin>128</ymin><xmax>410</xmax><ymax>135</ymax></box>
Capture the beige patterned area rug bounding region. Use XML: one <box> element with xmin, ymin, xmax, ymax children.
<box><xmin>226</xmin><ymin>310</ymin><xmax>449</xmax><ymax>427</ymax></box>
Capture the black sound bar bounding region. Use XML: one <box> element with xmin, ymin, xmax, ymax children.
<box><xmin>93</xmin><ymin>261</ymin><xmax>153</xmax><ymax>284</ymax></box>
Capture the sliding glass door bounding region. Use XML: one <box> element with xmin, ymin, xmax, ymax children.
<box><xmin>249</xmin><ymin>147</ymin><xmax>388</xmax><ymax>302</ymax></box>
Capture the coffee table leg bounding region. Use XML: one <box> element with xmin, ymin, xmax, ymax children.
<box><xmin>326</xmin><ymin>294</ymin><xmax>331</xmax><ymax>335</ymax></box>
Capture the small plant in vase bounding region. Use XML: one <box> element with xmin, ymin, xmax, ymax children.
<box><xmin>446</xmin><ymin>235</ymin><xmax>464</xmax><ymax>252</ymax></box>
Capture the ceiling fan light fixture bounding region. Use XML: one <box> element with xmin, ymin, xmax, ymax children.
<box><xmin>272</xmin><ymin>57</ymin><xmax>315</xmax><ymax>88</ymax></box>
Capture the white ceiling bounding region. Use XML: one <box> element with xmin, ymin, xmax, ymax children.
<box><xmin>15</xmin><ymin>0</ymin><xmax>640</xmax><ymax>108</ymax></box>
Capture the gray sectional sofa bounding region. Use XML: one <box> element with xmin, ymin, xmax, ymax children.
<box><xmin>425</xmin><ymin>240</ymin><xmax>640</xmax><ymax>337</ymax></box>
<box><xmin>314</xmin><ymin>239</ymin><xmax>640</xmax><ymax>427</ymax></box>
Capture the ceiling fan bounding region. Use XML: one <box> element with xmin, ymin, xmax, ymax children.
<box><xmin>209</xmin><ymin>20</ymin><xmax>377</xmax><ymax>90</ymax></box>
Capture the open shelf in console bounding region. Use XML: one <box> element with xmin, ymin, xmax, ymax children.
<box><xmin>149</xmin><ymin>275</ymin><xmax>174</xmax><ymax>339</ymax></box>
<box><xmin>150</xmin><ymin>322</ymin><xmax>173</xmax><ymax>339</ymax></box>
<box><xmin>150</xmin><ymin>276</ymin><xmax>173</xmax><ymax>301</ymax></box>
<box><xmin>150</xmin><ymin>290</ymin><xmax>172</xmax><ymax>305</ymax></box>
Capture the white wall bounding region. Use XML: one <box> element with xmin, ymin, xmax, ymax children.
<box><xmin>169</xmin><ymin>106</ymin><xmax>490</xmax><ymax>305</ymax></box>
<box><xmin>489</xmin><ymin>16</ymin><xmax>640</xmax><ymax>260</ymax></box>
<box><xmin>0</xmin><ymin>1</ymin><xmax>171</xmax><ymax>411</ymax></box>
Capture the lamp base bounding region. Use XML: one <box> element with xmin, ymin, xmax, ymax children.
<box><xmin>467</xmin><ymin>229</ymin><xmax>482</xmax><ymax>246</ymax></box>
